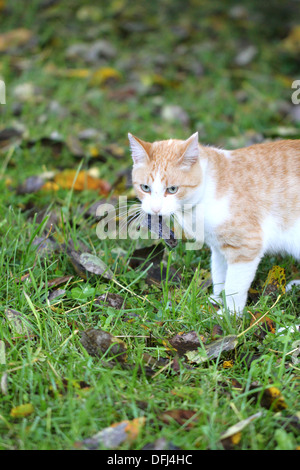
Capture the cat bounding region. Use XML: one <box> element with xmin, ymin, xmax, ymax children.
<box><xmin>128</xmin><ymin>132</ymin><xmax>300</xmax><ymax>316</ymax></box>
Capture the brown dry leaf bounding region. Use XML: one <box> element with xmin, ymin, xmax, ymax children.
<box><xmin>47</xmin><ymin>275</ymin><xmax>73</xmax><ymax>288</ymax></box>
<box><xmin>263</xmin><ymin>265</ymin><xmax>286</xmax><ymax>295</ymax></box>
<box><xmin>10</xmin><ymin>403</ymin><xmax>34</xmax><ymax>418</ymax></box>
<box><xmin>0</xmin><ymin>28</ymin><xmax>33</xmax><ymax>51</ymax></box>
<box><xmin>250</xmin><ymin>312</ymin><xmax>276</xmax><ymax>340</ymax></box>
<box><xmin>77</xmin><ymin>417</ymin><xmax>145</xmax><ymax>449</ymax></box>
<box><xmin>168</xmin><ymin>331</ymin><xmax>206</xmax><ymax>356</ymax></box>
<box><xmin>94</xmin><ymin>293</ymin><xmax>126</xmax><ymax>309</ymax></box>
<box><xmin>160</xmin><ymin>409</ymin><xmax>199</xmax><ymax>429</ymax></box>
<box><xmin>54</xmin><ymin>169</ymin><xmax>111</xmax><ymax>195</ymax></box>
<box><xmin>80</xmin><ymin>328</ymin><xmax>127</xmax><ymax>363</ymax></box>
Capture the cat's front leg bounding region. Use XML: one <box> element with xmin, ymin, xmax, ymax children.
<box><xmin>210</xmin><ymin>248</ymin><xmax>227</xmax><ymax>305</ymax></box>
<box><xmin>221</xmin><ymin>257</ymin><xmax>261</xmax><ymax>316</ymax></box>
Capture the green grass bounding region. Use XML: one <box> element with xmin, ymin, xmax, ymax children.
<box><xmin>0</xmin><ymin>0</ymin><xmax>299</xmax><ymax>450</ymax></box>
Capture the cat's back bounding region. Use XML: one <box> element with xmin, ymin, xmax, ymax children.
<box><xmin>230</xmin><ymin>139</ymin><xmax>300</xmax><ymax>174</ymax></box>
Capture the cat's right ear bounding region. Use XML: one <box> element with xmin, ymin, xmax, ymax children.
<box><xmin>128</xmin><ymin>133</ymin><xmax>151</xmax><ymax>166</ymax></box>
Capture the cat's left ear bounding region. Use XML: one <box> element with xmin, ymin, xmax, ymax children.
<box><xmin>128</xmin><ymin>133</ymin><xmax>151</xmax><ymax>166</ymax></box>
<box><xmin>179</xmin><ymin>132</ymin><xmax>199</xmax><ymax>168</ymax></box>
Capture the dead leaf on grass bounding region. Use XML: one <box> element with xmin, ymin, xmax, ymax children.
<box><xmin>80</xmin><ymin>328</ymin><xmax>127</xmax><ymax>363</ymax></box>
<box><xmin>249</xmin><ymin>384</ymin><xmax>288</xmax><ymax>411</ymax></box>
<box><xmin>263</xmin><ymin>265</ymin><xmax>286</xmax><ymax>295</ymax></box>
<box><xmin>79</xmin><ymin>252</ymin><xmax>114</xmax><ymax>280</ymax></box>
<box><xmin>54</xmin><ymin>169</ymin><xmax>111</xmax><ymax>195</ymax></box>
<box><xmin>4</xmin><ymin>308</ymin><xmax>34</xmax><ymax>338</ymax></box>
<box><xmin>220</xmin><ymin>412</ymin><xmax>262</xmax><ymax>449</ymax></box>
<box><xmin>249</xmin><ymin>312</ymin><xmax>276</xmax><ymax>340</ymax></box>
<box><xmin>185</xmin><ymin>335</ymin><xmax>238</xmax><ymax>364</ymax></box>
<box><xmin>94</xmin><ymin>292</ymin><xmax>126</xmax><ymax>309</ymax></box>
<box><xmin>168</xmin><ymin>331</ymin><xmax>206</xmax><ymax>356</ymax></box>
<box><xmin>10</xmin><ymin>403</ymin><xmax>34</xmax><ymax>418</ymax></box>
<box><xmin>76</xmin><ymin>417</ymin><xmax>145</xmax><ymax>450</ymax></box>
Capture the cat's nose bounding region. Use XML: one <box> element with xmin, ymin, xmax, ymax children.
<box><xmin>151</xmin><ymin>204</ymin><xmax>162</xmax><ymax>214</ymax></box>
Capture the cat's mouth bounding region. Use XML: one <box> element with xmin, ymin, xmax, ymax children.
<box><xmin>141</xmin><ymin>212</ymin><xmax>177</xmax><ymax>247</ymax></box>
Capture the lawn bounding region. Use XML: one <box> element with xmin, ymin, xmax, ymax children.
<box><xmin>0</xmin><ymin>0</ymin><xmax>299</xmax><ymax>450</ymax></box>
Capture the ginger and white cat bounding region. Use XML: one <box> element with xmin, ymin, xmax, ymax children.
<box><xmin>128</xmin><ymin>132</ymin><xmax>300</xmax><ymax>316</ymax></box>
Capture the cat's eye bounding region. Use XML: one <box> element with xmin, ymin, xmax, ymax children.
<box><xmin>140</xmin><ymin>184</ymin><xmax>151</xmax><ymax>193</ymax></box>
<box><xmin>166</xmin><ymin>186</ymin><xmax>178</xmax><ymax>194</ymax></box>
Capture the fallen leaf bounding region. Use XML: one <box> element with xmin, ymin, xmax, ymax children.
<box><xmin>94</xmin><ymin>292</ymin><xmax>126</xmax><ymax>309</ymax></box>
<box><xmin>77</xmin><ymin>417</ymin><xmax>145</xmax><ymax>449</ymax></box>
<box><xmin>185</xmin><ymin>335</ymin><xmax>238</xmax><ymax>364</ymax></box>
<box><xmin>5</xmin><ymin>308</ymin><xmax>34</xmax><ymax>337</ymax></box>
<box><xmin>80</xmin><ymin>328</ymin><xmax>127</xmax><ymax>363</ymax></box>
<box><xmin>17</xmin><ymin>176</ymin><xmax>45</xmax><ymax>194</ymax></box>
<box><xmin>249</xmin><ymin>312</ymin><xmax>276</xmax><ymax>340</ymax></box>
<box><xmin>220</xmin><ymin>412</ymin><xmax>262</xmax><ymax>449</ymax></box>
<box><xmin>54</xmin><ymin>169</ymin><xmax>111</xmax><ymax>195</ymax></box>
<box><xmin>260</xmin><ymin>386</ymin><xmax>288</xmax><ymax>411</ymax></box>
<box><xmin>10</xmin><ymin>403</ymin><xmax>34</xmax><ymax>418</ymax></box>
<box><xmin>47</xmin><ymin>275</ymin><xmax>73</xmax><ymax>288</ymax></box>
<box><xmin>282</xmin><ymin>25</ymin><xmax>300</xmax><ymax>53</ymax></box>
<box><xmin>249</xmin><ymin>383</ymin><xmax>288</xmax><ymax>411</ymax></box>
<box><xmin>222</xmin><ymin>360</ymin><xmax>234</xmax><ymax>369</ymax></box>
<box><xmin>168</xmin><ymin>331</ymin><xmax>206</xmax><ymax>356</ymax></box>
<box><xmin>263</xmin><ymin>265</ymin><xmax>286</xmax><ymax>295</ymax></box>
<box><xmin>79</xmin><ymin>252</ymin><xmax>114</xmax><ymax>280</ymax></box>
<box><xmin>89</xmin><ymin>67</ymin><xmax>122</xmax><ymax>86</ymax></box>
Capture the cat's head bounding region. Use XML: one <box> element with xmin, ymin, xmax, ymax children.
<box><xmin>128</xmin><ymin>132</ymin><xmax>202</xmax><ymax>217</ymax></box>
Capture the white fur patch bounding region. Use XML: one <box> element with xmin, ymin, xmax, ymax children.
<box><xmin>262</xmin><ymin>216</ymin><xmax>300</xmax><ymax>260</ymax></box>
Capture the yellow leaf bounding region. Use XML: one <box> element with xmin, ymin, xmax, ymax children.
<box><xmin>90</xmin><ymin>67</ymin><xmax>122</xmax><ymax>86</ymax></box>
<box><xmin>282</xmin><ymin>25</ymin><xmax>300</xmax><ymax>53</ymax></box>
<box><xmin>262</xmin><ymin>386</ymin><xmax>287</xmax><ymax>411</ymax></box>
<box><xmin>223</xmin><ymin>360</ymin><xmax>234</xmax><ymax>369</ymax></box>
<box><xmin>118</xmin><ymin>417</ymin><xmax>146</xmax><ymax>442</ymax></box>
<box><xmin>54</xmin><ymin>169</ymin><xmax>111</xmax><ymax>195</ymax></box>
<box><xmin>42</xmin><ymin>181</ymin><xmax>60</xmax><ymax>192</ymax></box>
<box><xmin>10</xmin><ymin>403</ymin><xmax>34</xmax><ymax>418</ymax></box>
<box><xmin>263</xmin><ymin>265</ymin><xmax>286</xmax><ymax>295</ymax></box>
<box><xmin>64</xmin><ymin>69</ymin><xmax>90</xmax><ymax>78</ymax></box>
<box><xmin>88</xmin><ymin>145</ymin><xmax>100</xmax><ymax>157</ymax></box>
